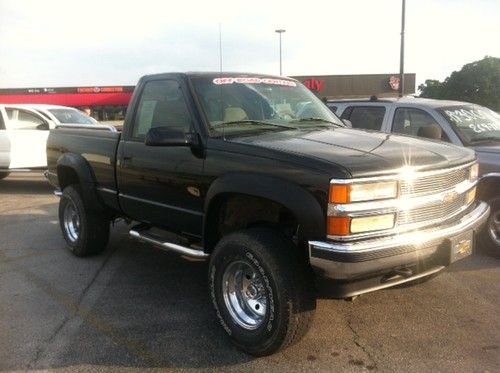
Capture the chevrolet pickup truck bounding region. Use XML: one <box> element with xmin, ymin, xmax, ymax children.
<box><xmin>45</xmin><ymin>72</ymin><xmax>490</xmax><ymax>356</ymax></box>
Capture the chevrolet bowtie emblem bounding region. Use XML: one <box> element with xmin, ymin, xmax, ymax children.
<box><xmin>443</xmin><ymin>191</ymin><xmax>458</xmax><ymax>203</ymax></box>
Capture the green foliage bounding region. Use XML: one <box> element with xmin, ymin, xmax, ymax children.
<box><xmin>418</xmin><ymin>56</ymin><xmax>500</xmax><ymax>111</ymax></box>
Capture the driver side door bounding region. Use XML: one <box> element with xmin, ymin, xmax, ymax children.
<box><xmin>4</xmin><ymin>108</ymin><xmax>51</xmax><ymax>169</ymax></box>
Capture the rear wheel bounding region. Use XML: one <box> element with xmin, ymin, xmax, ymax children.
<box><xmin>0</xmin><ymin>172</ymin><xmax>9</xmax><ymax>180</ymax></box>
<box><xmin>59</xmin><ymin>185</ymin><xmax>109</xmax><ymax>257</ymax></box>
<box><xmin>209</xmin><ymin>227</ymin><xmax>316</xmax><ymax>356</ymax></box>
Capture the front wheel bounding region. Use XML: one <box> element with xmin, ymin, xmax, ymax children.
<box><xmin>209</xmin><ymin>227</ymin><xmax>316</xmax><ymax>356</ymax></box>
<box><xmin>59</xmin><ymin>185</ymin><xmax>110</xmax><ymax>257</ymax></box>
<box><xmin>481</xmin><ymin>198</ymin><xmax>500</xmax><ymax>256</ymax></box>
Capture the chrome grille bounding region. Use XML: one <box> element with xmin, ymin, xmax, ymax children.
<box><xmin>398</xmin><ymin>193</ymin><xmax>468</xmax><ymax>226</ymax></box>
<box><xmin>400</xmin><ymin>167</ymin><xmax>470</xmax><ymax>196</ymax></box>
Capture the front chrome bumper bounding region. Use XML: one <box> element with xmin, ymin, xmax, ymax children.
<box><xmin>309</xmin><ymin>201</ymin><xmax>490</xmax><ymax>297</ymax></box>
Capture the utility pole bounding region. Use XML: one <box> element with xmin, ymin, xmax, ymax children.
<box><xmin>399</xmin><ymin>0</ymin><xmax>406</xmax><ymax>97</ymax></box>
<box><xmin>275</xmin><ymin>29</ymin><xmax>286</xmax><ymax>76</ymax></box>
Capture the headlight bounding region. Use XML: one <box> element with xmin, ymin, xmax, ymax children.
<box><xmin>470</xmin><ymin>163</ymin><xmax>479</xmax><ymax>182</ymax></box>
<box><xmin>329</xmin><ymin>181</ymin><xmax>398</xmax><ymax>203</ymax></box>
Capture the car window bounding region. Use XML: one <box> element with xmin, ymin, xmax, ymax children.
<box><xmin>342</xmin><ymin>106</ymin><xmax>385</xmax><ymax>130</ymax></box>
<box><xmin>392</xmin><ymin>107</ymin><xmax>447</xmax><ymax>141</ymax></box>
<box><xmin>132</xmin><ymin>79</ymin><xmax>192</xmax><ymax>139</ymax></box>
<box><xmin>6</xmin><ymin>109</ymin><xmax>14</xmax><ymax>120</ymax></box>
<box><xmin>5</xmin><ymin>109</ymin><xmax>46</xmax><ymax>130</ymax></box>
<box><xmin>327</xmin><ymin>104</ymin><xmax>337</xmax><ymax>113</ymax></box>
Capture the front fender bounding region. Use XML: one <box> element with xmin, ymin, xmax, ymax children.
<box><xmin>204</xmin><ymin>173</ymin><xmax>326</xmax><ymax>248</ymax></box>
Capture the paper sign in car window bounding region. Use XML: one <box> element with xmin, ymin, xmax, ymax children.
<box><xmin>213</xmin><ymin>77</ymin><xmax>296</xmax><ymax>87</ymax></box>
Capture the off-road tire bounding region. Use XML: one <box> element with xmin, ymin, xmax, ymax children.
<box><xmin>209</xmin><ymin>227</ymin><xmax>316</xmax><ymax>356</ymax></box>
<box><xmin>59</xmin><ymin>185</ymin><xmax>109</xmax><ymax>257</ymax></box>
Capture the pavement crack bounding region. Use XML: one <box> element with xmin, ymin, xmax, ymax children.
<box><xmin>26</xmin><ymin>246</ymin><xmax>116</xmax><ymax>369</ymax></box>
<box><xmin>346</xmin><ymin>313</ymin><xmax>378</xmax><ymax>371</ymax></box>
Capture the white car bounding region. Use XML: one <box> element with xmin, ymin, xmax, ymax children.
<box><xmin>0</xmin><ymin>104</ymin><xmax>96</xmax><ymax>179</ymax></box>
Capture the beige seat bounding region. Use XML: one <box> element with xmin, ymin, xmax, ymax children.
<box><xmin>224</xmin><ymin>107</ymin><xmax>248</xmax><ymax>122</ymax></box>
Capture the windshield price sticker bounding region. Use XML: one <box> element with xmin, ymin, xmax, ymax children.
<box><xmin>445</xmin><ymin>108</ymin><xmax>500</xmax><ymax>133</ymax></box>
<box><xmin>213</xmin><ymin>77</ymin><xmax>297</xmax><ymax>87</ymax></box>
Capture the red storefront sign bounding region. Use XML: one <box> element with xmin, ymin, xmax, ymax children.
<box><xmin>0</xmin><ymin>86</ymin><xmax>134</xmax><ymax>107</ymax></box>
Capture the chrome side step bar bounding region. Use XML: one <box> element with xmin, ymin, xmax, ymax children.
<box><xmin>129</xmin><ymin>229</ymin><xmax>209</xmax><ymax>259</ymax></box>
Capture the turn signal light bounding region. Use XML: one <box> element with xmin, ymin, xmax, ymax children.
<box><xmin>327</xmin><ymin>216</ymin><xmax>351</xmax><ymax>236</ymax></box>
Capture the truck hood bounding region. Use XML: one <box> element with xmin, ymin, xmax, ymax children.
<box><xmin>470</xmin><ymin>144</ymin><xmax>500</xmax><ymax>155</ymax></box>
<box><xmin>229</xmin><ymin>128</ymin><xmax>475</xmax><ymax>178</ymax></box>
<box><xmin>470</xmin><ymin>144</ymin><xmax>500</xmax><ymax>176</ymax></box>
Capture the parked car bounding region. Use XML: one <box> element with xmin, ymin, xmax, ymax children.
<box><xmin>45</xmin><ymin>73</ymin><xmax>489</xmax><ymax>356</ymax></box>
<box><xmin>328</xmin><ymin>97</ymin><xmax>500</xmax><ymax>252</ymax></box>
<box><xmin>16</xmin><ymin>104</ymin><xmax>99</xmax><ymax>126</ymax></box>
<box><xmin>0</xmin><ymin>104</ymin><xmax>98</xmax><ymax>179</ymax></box>
<box><xmin>0</xmin><ymin>104</ymin><xmax>56</xmax><ymax>177</ymax></box>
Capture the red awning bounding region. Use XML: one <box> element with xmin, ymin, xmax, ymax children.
<box><xmin>0</xmin><ymin>92</ymin><xmax>133</xmax><ymax>107</ymax></box>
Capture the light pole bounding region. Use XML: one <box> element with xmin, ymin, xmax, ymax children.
<box><xmin>275</xmin><ymin>29</ymin><xmax>286</xmax><ymax>76</ymax></box>
<box><xmin>399</xmin><ymin>0</ymin><xmax>406</xmax><ymax>97</ymax></box>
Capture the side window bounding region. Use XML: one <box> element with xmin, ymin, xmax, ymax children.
<box><xmin>5</xmin><ymin>109</ymin><xmax>46</xmax><ymax>130</ymax></box>
<box><xmin>392</xmin><ymin>108</ymin><xmax>447</xmax><ymax>141</ymax></box>
<box><xmin>327</xmin><ymin>105</ymin><xmax>337</xmax><ymax>113</ymax></box>
<box><xmin>342</xmin><ymin>106</ymin><xmax>385</xmax><ymax>130</ymax></box>
<box><xmin>132</xmin><ymin>80</ymin><xmax>192</xmax><ymax>139</ymax></box>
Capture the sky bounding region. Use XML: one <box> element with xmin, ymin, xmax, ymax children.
<box><xmin>0</xmin><ymin>0</ymin><xmax>499</xmax><ymax>92</ymax></box>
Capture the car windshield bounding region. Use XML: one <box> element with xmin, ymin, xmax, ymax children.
<box><xmin>191</xmin><ymin>75</ymin><xmax>344</xmax><ymax>136</ymax></box>
<box><xmin>48</xmin><ymin>109</ymin><xmax>97</xmax><ymax>125</ymax></box>
<box><xmin>439</xmin><ymin>105</ymin><xmax>500</xmax><ymax>144</ymax></box>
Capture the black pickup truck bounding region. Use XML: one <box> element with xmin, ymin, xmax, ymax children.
<box><xmin>46</xmin><ymin>72</ymin><xmax>490</xmax><ymax>356</ymax></box>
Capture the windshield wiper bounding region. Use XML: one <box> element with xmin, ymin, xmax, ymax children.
<box><xmin>289</xmin><ymin>117</ymin><xmax>344</xmax><ymax>127</ymax></box>
<box><xmin>218</xmin><ymin>120</ymin><xmax>297</xmax><ymax>129</ymax></box>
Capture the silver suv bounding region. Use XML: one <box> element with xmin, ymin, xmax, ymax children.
<box><xmin>328</xmin><ymin>97</ymin><xmax>500</xmax><ymax>253</ymax></box>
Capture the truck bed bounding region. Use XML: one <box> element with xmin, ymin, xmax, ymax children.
<box><xmin>46</xmin><ymin>125</ymin><xmax>121</xmax><ymax>210</ymax></box>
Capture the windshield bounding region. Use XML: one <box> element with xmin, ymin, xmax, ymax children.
<box><xmin>439</xmin><ymin>105</ymin><xmax>500</xmax><ymax>144</ymax></box>
<box><xmin>191</xmin><ymin>75</ymin><xmax>344</xmax><ymax>136</ymax></box>
<box><xmin>48</xmin><ymin>108</ymin><xmax>97</xmax><ymax>125</ymax></box>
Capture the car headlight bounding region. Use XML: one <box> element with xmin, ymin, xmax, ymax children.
<box><xmin>470</xmin><ymin>163</ymin><xmax>479</xmax><ymax>182</ymax></box>
<box><xmin>329</xmin><ymin>181</ymin><xmax>398</xmax><ymax>203</ymax></box>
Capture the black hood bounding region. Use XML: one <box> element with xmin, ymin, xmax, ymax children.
<box><xmin>229</xmin><ymin>128</ymin><xmax>475</xmax><ymax>178</ymax></box>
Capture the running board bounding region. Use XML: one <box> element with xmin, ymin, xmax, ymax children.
<box><xmin>129</xmin><ymin>229</ymin><xmax>209</xmax><ymax>259</ymax></box>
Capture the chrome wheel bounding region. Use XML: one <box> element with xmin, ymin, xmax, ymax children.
<box><xmin>222</xmin><ymin>260</ymin><xmax>268</xmax><ymax>330</ymax></box>
<box><xmin>488</xmin><ymin>208</ymin><xmax>500</xmax><ymax>245</ymax></box>
<box><xmin>63</xmin><ymin>200</ymin><xmax>80</xmax><ymax>243</ymax></box>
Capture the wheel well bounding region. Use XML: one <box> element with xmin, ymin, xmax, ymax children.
<box><xmin>204</xmin><ymin>193</ymin><xmax>300</xmax><ymax>253</ymax></box>
<box><xmin>478</xmin><ymin>177</ymin><xmax>500</xmax><ymax>202</ymax></box>
<box><xmin>57</xmin><ymin>166</ymin><xmax>79</xmax><ymax>190</ymax></box>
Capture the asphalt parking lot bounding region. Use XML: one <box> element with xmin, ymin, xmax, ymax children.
<box><xmin>0</xmin><ymin>173</ymin><xmax>499</xmax><ymax>372</ymax></box>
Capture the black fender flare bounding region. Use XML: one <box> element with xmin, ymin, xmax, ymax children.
<box><xmin>477</xmin><ymin>173</ymin><xmax>500</xmax><ymax>202</ymax></box>
<box><xmin>56</xmin><ymin>153</ymin><xmax>104</xmax><ymax>211</ymax></box>
<box><xmin>203</xmin><ymin>173</ymin><xmax>326</xmax><ymax>249</ymax></box>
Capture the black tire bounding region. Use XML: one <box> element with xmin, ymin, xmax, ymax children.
<box><xmin>59</xmin><ymin>185</ymin><xmax>110</xmax><ymax>257</ymax></box>
<box><xmin>209</xmin><ymin>227</ymin><xmax>316</xmax><ymax>356</ymax></box>
<box><xmin>0</xmin><ymin>172</ymin><xmax>9</xmax><ymax>180</ymax></box>
<box><xmin>479</xmin><ymin>198</ymin><xmax>500</xmax><ymax>256</ymax></box>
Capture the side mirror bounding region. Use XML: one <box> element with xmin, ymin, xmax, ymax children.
<box><xmin>145</xmin><ymin>127</ymin><xmax>193</xmax><ymax>147</ymax></box>
<box><xmin>342</xmin><ymin>119</ymin><xmax>353</xmax><ymax>128</ymax></box>
<box><xmin>36</xmin><ymin>122</ymin><xmax>50</xmax><ymax>130</ymax></box>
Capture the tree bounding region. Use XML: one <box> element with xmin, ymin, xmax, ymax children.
<box><xmin>418</xmin><ymin>56</ymin><xmax>500</xmax><ymax>111</ymax></box>
<box><xmin>418</xmin><ymin>79</ymin><xmax>444</xmax><ymax>99</ymax></box>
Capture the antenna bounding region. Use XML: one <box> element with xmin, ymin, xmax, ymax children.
<box><xmin>219</xmin><ymin>23</ymin><xmax>223</xmax><ymax>73</ymax></box>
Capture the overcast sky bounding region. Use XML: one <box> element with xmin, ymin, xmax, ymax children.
<box><xmin>0</xmin><ymin>0</ymin><xmax>498</xmax><ymax>91</ymax></box>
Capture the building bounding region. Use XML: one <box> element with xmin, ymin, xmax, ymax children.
<box><xmin>292</xmin><ymin>73</ymin><xmax>416</xmax><ymax>99</ymax></box>
<box><xmin>0</xmin><ymin>73</ymin><xmax>416</xmax><ymax>119</ymax></box>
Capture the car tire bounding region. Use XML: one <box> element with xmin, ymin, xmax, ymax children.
<box><xmin>209</xmin><ymin>227</ymin><xmax>316</xmax><ymax>356</ymax></box>
<box><xmin>59</xmin><ymin>185</ymin><xmax>109</xmax><ymax>257</ymax></box>
<box><xmin>480</xmin><ymin>197</ymin><xmax>500</xmax><ymax>256</ymax></box>
<box><xmin>0</xmin><ymin>172</ymin><xmax>9</xmax><ymax>180</ymax></box>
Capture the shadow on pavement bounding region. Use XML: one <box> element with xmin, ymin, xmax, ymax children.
<box><xmin>0</xmin><ymin>173</ymin><xmax>53</xmax><ymax>195</ymax></box>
